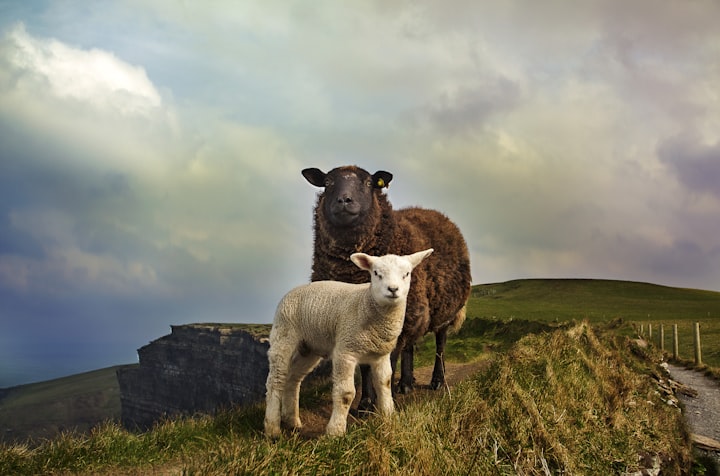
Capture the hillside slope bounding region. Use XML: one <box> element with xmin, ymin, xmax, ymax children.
<box><xmin>0</xmin><ymin>366</ymin><xmax>129</xmax><ymax>443</ymax></box>
<box><xmin>469</xmin><ymin>278</ymin><xmax>720</xmax><ymax>322</ymax></box>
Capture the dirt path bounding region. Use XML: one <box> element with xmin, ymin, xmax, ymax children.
<box><xmin>666</xmin><ymin>363</ymin><xmax>720</xmax><ymax>463</ymax></box>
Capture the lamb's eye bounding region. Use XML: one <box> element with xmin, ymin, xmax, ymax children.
<box><xmin>404</xmin><ymin>272</ymin><xmax>410</xmax><ymax>279</ymax></box>
<box><xmin>365</xmin><ymin>179</ymin><xmax>372</xmax><ymax>188</ymax></box>
<box><xmin>374</xmin><ymin>270</ymin><xmax>382</xmax><ymax>279</ymax></box>
<box><xmin>324</xmin><ymin>178</ymin><xmax>332</xmax><ymax>187</ymax></box>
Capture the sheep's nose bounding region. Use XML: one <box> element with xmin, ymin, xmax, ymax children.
<box><xmin>387</xmin><ymin>286</ymin><xmax>399</xmax><ymax>295</ymax></box>
<box><xmin>337</xmin><ymin>195</ymin><xmax>353</xmax><ymax>204</ymax></box>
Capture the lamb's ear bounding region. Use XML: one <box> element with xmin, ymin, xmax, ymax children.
<box><xmin>407</xmin><ymin>248</ymin><xmax>433</xmax><ymax>269</ymax></box>
<box><xmin>350</xmin><ymin>252</ymin><xmax>374</xmax><ymax>271</ymax></box>
<box><xmin>302</xmin><ymin>168</ymin><xmax>327</xmax><ymax>187</ymax></box>
<box><xmin>372</xmin><ymin>170</ymin><xmax>393</xmax><ymax>189</ymax></box>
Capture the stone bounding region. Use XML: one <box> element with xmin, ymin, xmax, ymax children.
<box><xmin>117</xmin><ymin>323</ymin><xmax>274</xmax><ymax>430</ymax></box>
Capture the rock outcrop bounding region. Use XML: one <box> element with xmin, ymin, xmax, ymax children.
<box><xmin>117</xmin><ymin>323</ymin><xmax>272</xmax><ymax>429</ymax></box>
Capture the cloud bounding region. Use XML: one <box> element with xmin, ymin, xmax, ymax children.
<box><xmin>2</xmin><ymin>1</ymin><xmax>720</xmax><ymax>385</ymax></box>
<box><xmin>0</xmin><ymin>23</ymin><xmax>310</xmax><ymax>308</ymax></box>
<box><xmin>5</xmin><ymin>22</ymin><xmax>161</xmax><ymax>116</ymax></box>
<box><xmin>658</xmin><ymin>135</ymin><xmax>720</xmax><ymax>199</ymax></box>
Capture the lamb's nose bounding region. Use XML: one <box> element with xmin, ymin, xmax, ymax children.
<box><xmin>388</xmin><ymin>286</ymin><xmax>399</xmax><ymax>295</ymax></box>
<box><xmin>337</xmin><ymin>196</ymin><xmax>353</xmax><ymax>204</ymax></box>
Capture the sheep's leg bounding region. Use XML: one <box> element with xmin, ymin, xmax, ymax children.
<box><xmin>264</xmin><ymin>345</ymin><xmax>288</xmax><ymax>438</ymax></box>
<box><xmin>370</xmin><ymin>357</ymin><xmax>394</xmax><ymax>417</ymax></box>
<box><xmin>282</xmin><ymin>351</ymin><xmax>322</xmax><ymax>430</ymax></box>
<box><xmin>397</xmin><ymin>344</ymin><xmax>415</xmax><ymax>394</ymax></box>
<box><xmin>430</xmin><ymin>329</ymin><xmax>448</xmax><ymax>390</ymax></box>
<box><xmin>326</xmin><ymin>356</ymin><xmax>357</xmax><ymax>436</ymax></box>
<box><xmin>357</xmin><ymin>364</ymin><xmax>376</xmax><ymax>415</ymax></box>
<box><xmin>389</xmin><ymin>346</ymin><xmax>401</xmax><ymax>394</ymax></box>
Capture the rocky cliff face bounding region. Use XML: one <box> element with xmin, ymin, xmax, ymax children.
<box><xmin>117</xmin><ymin>324</ymin><xmax>272</xmax><ymax>429</ymax></box>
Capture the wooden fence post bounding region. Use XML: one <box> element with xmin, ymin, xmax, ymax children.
<box><xmin>694</xmin><ymin>322</ymin><xmax>702</xmax><ymax>366</ymax></box>
<box><xmin>672</xmin><ymin>324</ymin><xmax>678</xmax><ymax>360</ymax></box>
<box><xmin>659</xmin><ymin>325</ymin><xmax>665</xmax><ymax>352</ymax></box>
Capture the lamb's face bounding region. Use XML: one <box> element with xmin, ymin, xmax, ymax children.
<box><xmin>350</xmin><ymin>249</ymin><xmax>433</xmax><ymax>306</ymax></box>
<box><xmin>302</xmin><ymin>166</ymin><xmax>393</xmax><ymax>228</ymax></box>
<box><xmin>368</xmin><ymin>255</ymin><xmax>414</xmax><ymax>306</ymax></box>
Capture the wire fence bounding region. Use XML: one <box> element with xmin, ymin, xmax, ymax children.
<box><xmin>639</xmin><ymin>322</ymin><xmax>703</xmax><ymax>365</ymax></box>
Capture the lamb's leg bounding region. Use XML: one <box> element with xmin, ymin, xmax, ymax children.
<box><xmin>357</xmin><ymin>364</ymin><xmax>376</xmax><ymax>415</ymax></box>
<box><xmin>282</xmin><ymin>351</ymin><xmax>322</xmax><ymax>430</ymax></box>
<box><xmin>397</xmin><ymin>343</ymin><xmax>415</xmax><ymax>394</ymax></box>
<box><xmin>326</xmin><ymin>356</ymin><xmax>357</xmax><ymax>436</ymax></box>
<box><xmin>264</xmin><ymin>346</ymin><xmax>287</xmax><ymax>437</ymax></box>
<box><xmin>370</xmin><ymin>357</ymin><xmax>394</xmax><ymax>417</ymax></box>
<box><xmin>430</xmin><ymin>329</ymin><xmax>448</xmax><ymax>390</ymax></box>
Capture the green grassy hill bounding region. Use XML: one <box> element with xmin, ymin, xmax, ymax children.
<box><xmin>0</xmin><ymin>365</ymin><xmax>131</xmax><ymax>443</ymax></box>
<box><xmin>469</xmin><ymin>278</ymin><xmax>720</xmax><ymax>322</ymax></box>
<box><xmin>462</xmin><ymin>279</ymin><xmax>720</xmax><ymax>368</ymax></box>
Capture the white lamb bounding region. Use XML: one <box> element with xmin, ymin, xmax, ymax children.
<box><xmin>264</xmin><ymin>248</ymin><xmax>433</xmax><ymax>437</ymax></box>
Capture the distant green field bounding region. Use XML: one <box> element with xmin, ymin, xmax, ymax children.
<box><xmin>462</xmin><ymin>278</ymin><xmax>720</xmax><ymax>368</ymax></box>
<box><xmin>0</xmin><ymin>365</ymin><xmax>130</xmax><ymax>443</ymax></box>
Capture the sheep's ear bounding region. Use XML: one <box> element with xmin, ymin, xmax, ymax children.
<box><xmin>302</xmin><ymin>168</ymin><xmax>327</xmax><ymax>187</ymax></box>
<box><xmin>372</xmin><ymin>170</ymin><xmax>393</xmax><ymax>189</ymax></box>
<box><xmin>350</xmin><ymin>253</ymin><xmax>374</xmax><ymax>271</ymax></box>
<box><xmin>407</xmin><ymin>248</ymin><xmax>433</xmax><ymax>269</ymax></box>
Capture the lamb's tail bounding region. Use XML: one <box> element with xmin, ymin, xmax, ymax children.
<box><xmin>449</xmin><ymin>304</ymin><xmax>467</xmax><ymax>334</ymax></box>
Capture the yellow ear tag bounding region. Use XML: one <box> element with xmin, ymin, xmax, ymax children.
<box><xmin>377</xmin><ymin>178</ymin><xmax>385</xmax><ymax>188</ymax></box>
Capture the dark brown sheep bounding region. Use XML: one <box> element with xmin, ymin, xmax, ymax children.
<box><xmin>302</xmin><ymin>165</ymin><xmax>471</xmax><ymax>408</ymax></box>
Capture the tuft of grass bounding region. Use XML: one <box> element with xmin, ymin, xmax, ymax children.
<box><xmin>1</xmin><ymin>322</ymin><xmax>693</xmax><ymax>475</ymax></box>
<box><xmin>414</xmin><ymin>316</ymin><xmax>566</xmax><ymax>368</ymax></box>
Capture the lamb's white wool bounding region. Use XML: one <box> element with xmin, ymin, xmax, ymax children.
<box><xmin>264</xmin><ymin>249</ymin><xmax>433</xmax><ymax>437</ymax></box>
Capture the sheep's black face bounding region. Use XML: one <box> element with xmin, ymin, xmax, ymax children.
<box><xmin>302</xmin><ymin>166</ymin><xmax>393</xmax><ymax>228</ymax></box>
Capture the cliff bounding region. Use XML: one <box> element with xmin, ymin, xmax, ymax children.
<box><xmin>117</xmin><ymin>323</ymin><xmax>273</xmax><ymax>429</ymax></box>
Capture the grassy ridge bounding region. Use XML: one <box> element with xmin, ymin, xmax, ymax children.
<box><xmin>0</xmin><ymin>323</ymin><xmax>692</xmax><ymax>475</ymax></box>
<box><xmin>469</xmin><ymin>279</ymin><xmax>720</xmax><ymax>322</ymax></box>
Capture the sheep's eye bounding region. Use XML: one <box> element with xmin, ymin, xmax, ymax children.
<box><xmin>404</xmin><ymin>272</ymin><xmax>410</xmax><ymax>279</ymax></box>
<box><xmin>324</xmin><ymin>178</ymin><xmax>333</xmax><ymax>187</ymax></box>
<box><xmin>374</xmin><ymin>270</ymin><xmax>382</xmax><ymax>279</ymax></box>
<box><xmin>365</xmin><ymin>179</ymin><xmax>372</xmax><ymax>188</ymax></box>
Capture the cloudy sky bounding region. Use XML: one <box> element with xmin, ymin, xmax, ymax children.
<box><xmin>1</xmin><ymin>0</ymin><xmax>719</xmax><ymax>387</ymax></box>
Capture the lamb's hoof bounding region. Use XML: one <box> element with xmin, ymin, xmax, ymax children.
<box><xmin>357</xmin><ymin>398</ymin><xmax>376</xmax><ymax>417</ymax></box>
<box><xmin>264</xmin><ymin>422</ymin><xmax>282</xmax><ymax>439</ymax></box>
<box><xmin>430</xmin><ymin>378</ymin><xmax>445</xmax><ymax>390</ymax></box>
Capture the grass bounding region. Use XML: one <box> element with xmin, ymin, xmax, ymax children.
<box><xmin>0</xmin><ymin>322</ymin><xmax>693</xmax><ymax>475</ymax></box>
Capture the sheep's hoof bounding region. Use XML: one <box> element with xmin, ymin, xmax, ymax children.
<box><xmin>397</xmin><ymin>382</ymin><xmax>414</xmax><ymax>394</ymax></box>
